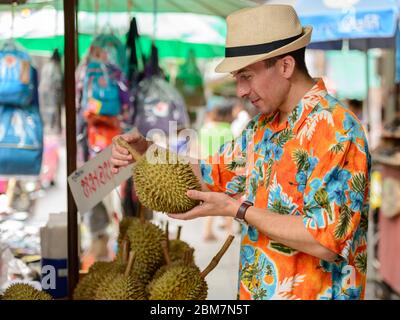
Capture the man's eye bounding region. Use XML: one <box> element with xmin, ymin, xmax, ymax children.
<box><xmin>239</xmin><ymin>74</ymin><xmax>252</xmax><ymax>81</ymax></box>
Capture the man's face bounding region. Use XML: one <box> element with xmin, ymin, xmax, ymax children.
<box><xmin>233</xmin><ymin>60</ymin><xmax>289</xmax><ymax>114</ymax></box>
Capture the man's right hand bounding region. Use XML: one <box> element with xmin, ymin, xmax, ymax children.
<box><xmin>111</xmin><ymin>130</ymin><xmax>150</xmax><ymax>174</ymax></box>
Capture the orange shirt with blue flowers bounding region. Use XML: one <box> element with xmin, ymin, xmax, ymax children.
<box><xmin>200</xmin><ymin>79</ymin><xmax>371</xmax><ymax>300</ymax></box>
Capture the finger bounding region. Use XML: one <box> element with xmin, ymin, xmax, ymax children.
<box><xmin>167</xmin><ymin>205</ymin><xmax>207</xmax><ymax>221</ymax></box>
<box><xmin>186</xmin><ymin>190</ymin><xmax>209</xmax><ymax>202</ymax></box>
<box><xmin>114</xmin><ymin>143</ymin><xmax>130</xmax><ymax>156</ymax></box>
<box><xmin>110</xmin><ymin>158</ymin><xmax>130</xmax><ymax>167</ymax></box>
<box><xmin>111</xmin><ymin>153</ymin><xmax>132</xmax><ymax>162</ymax></box>
<box><xmin>111</xmin><ymin>167</ymin><xmax>119</xmax><ymax>174</ymax></box>
<box><xmin>112</xmin><ymin>148</ymin><xmax>132</xmax><ymax>161</ymax></box>
<box><xmin>123</xmin><ymin>130</ymin><xmax>143</xmax><ymax>144</ymax></box>
<box><xmin>112</xmin><ymin>138</ymin><xmax>132</xmax><ymax>157</ymax></box>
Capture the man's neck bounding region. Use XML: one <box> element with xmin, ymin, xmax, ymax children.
<box><xmin>279</xmin><ymin>75</ymin><xmax>316</xmax><ymax>124</ymax></box>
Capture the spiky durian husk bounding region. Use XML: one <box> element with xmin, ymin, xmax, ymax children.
<box><xmin>73</xmin><ymin>272</ymin><xmax>102</xmax><ymax>300</ymax></box>
<box><xmin>169</xmin><ymin>240</ymin><xmax>194</xmax><ymax>263</ymax></box>
<box><xmin>88</xmin><ymin>261</ymin><xmax>116</xmax><ymax>274</ymax></box>
<box><xmin>115</xmin><ymin>217</ymin><xmax>136</xmax><ymax>263</ymax></box>
<box><xmin>133</xmin><ymin>147</ymin><xmax>201</xmax><ymax>213</ymax></box>
<box><xmin>74</xmin><ymin>261</ymin><xmax>125</xmax><ymax>300</ymax></box>
<box><xmin>94</xmin><ymin>273</ymin><xmax>147</xmax><ymax>300</ymax></box>
<box><xmin>126</xmin><ymin>219</ymin><xmax>166</xmax><ymax>283</ymax></box>
<box><xmin>146</xmin><ymin>260</ymin><xmax>183</xmax><ymax>294</ymax></box>
<box><xmin>148</xmin><ymin>265</ymin><xmax>208</xmax><ymax>300</ymax></box>
<box><xmin>2</xmin><ymin>283</ymin><xmax>52</xmax><ymax>300</ymax></box>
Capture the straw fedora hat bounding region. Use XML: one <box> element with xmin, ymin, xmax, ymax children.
<box><xmin>215</xmin><ymin>4</ymin><xmax>312</xmax><ymax>73</ymax></box>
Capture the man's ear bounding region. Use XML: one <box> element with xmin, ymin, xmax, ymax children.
<box><xmin>279</xmin><ymin>55</ymin><xmax>296</xmax><ymax>79</ymax></box>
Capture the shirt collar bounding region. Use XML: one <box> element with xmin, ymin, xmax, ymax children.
<box><xmin>261</xmin><ymin>78</ymin><xmax>328</xmax><ymax>134</ymax></box>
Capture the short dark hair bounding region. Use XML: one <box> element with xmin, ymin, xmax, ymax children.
<box><xmin>264</xmin><ymin>47</ymin><xmax>309</xmax><ymax>75</ymax></box>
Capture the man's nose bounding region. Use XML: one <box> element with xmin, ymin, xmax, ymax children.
<box><xmin>236</xmin><ymin>83</ymin><xmax>250</xmax><ymax>99</ymax></box>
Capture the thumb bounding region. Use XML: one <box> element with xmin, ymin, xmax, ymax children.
<box><xmin>124</xmin><ymin>133</ymin><xmax>141</xmax><ymax>143</ymax></box>
<box><xmin>186</xmin><ymin>190</ymin><xmax>208</xmax><ymax>202</ymax></box>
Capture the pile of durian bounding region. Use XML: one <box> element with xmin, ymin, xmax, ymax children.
<box><xmin>73</xmin><ymin>213</ymin><xmax>235</xmax><ymax>300</ymax></box>
<box><xmin>0</xmin><ymin>283</ymin><xmax>53</xmax><ymax>300</ymax></box>
<box><xmin>0</xmin><ymin>211</ymin><xmax>234</xmax><ymax>301</ymax></box>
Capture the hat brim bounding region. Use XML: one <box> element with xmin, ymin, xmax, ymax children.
<box><xmin>215</xmin><ymin>26</ymin><xmax>313</xmax><ymax>74</ymax></box>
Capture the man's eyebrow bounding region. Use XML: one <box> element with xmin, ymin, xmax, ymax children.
<box><xmin>231</xmin><ymin>68</ymin><xmax>250</xmax><ymax>76</ymax></box>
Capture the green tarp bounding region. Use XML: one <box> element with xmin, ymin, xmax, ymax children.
<box><xmin>13</xmin><ymin>34</ymin><xmax>225</xmax><ymax>58</ymax></box>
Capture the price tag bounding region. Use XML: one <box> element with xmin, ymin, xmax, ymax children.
<box><xmin>67</xmin><ymin>145</ymin><xmax>133</xmax><ymax>214</ymax></box>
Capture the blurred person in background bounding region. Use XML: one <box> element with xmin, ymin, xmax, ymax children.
<box><xmin>200</xmin><ymin>96</ymin><xmax>235</xmax><ymax>241</ymax></box>
<box><xmin>39</xmin><ymin>49</ymin><xmax>63</xmax><ymax>134</ymax></box>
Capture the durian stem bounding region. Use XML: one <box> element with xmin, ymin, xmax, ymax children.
<box><xmin>165</xmin><ymin>221</ymin><xmax>170</xmax><ymax>252</ymax></box>
<box><xmin>115</xmin><ymin>136</ymin><xmax>142</xmax><ymax>162</ymax></box>
<box><xmin>161</xmin><ymin>239</ymin><xmax>171</xmax><ymax>265</ymax></box>
<box><xmin>200</xmin><ymin>235</ymin><xmax>235</xmax><ymax>279</ymax></box>
<box><xmin>165</xmin><ymin>221</ymin><xmax>169</xmax><ymax>240</ymax></box>
<box><xmin>139</xmin><ymin>202</ymin><xmax>145</xmax><ymax>224</ymax></box>
<box><xmin>122</xmin><ymin>238</ymin><xmax>130</xmax><ymax>264</ymax></box>
<box><xmin>184</xmin><ymin>248</ymin><xmax>194</xmax><ymax>265</ymax></box>
<box><xmin>124</xmin><ymin>251</ymin><xmax>136</xmax><ymax>277</ymax></box>
<box><xmin>177</xmin><ymin>226</ymin><xmax>182</xmax><ymax>240</ymax></box>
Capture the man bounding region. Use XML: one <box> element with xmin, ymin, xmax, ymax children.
<box><xmin>111</xmin><ymin>5</ymin><xmax>371</xmax><ymax>300</ymax></box>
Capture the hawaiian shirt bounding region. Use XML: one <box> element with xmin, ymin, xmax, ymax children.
<box><xmin>200</xmin><ymin>79</ymin><xmax>371</xmax><ymax>300</ymax></box>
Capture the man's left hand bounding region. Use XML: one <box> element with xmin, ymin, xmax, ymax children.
<box><xmin>168</xmin><ymin>190</ymin><xmax>240</xmax><ymax>221</ymax></box>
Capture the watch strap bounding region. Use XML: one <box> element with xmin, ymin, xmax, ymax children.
<box><xmin>236</xmin><ymin>201</ymin><xmax>253</xmax><ymax>221</ymax></box>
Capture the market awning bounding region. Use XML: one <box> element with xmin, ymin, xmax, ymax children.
<box><xmin>0</xmin><ymin>9</ymin><xmax>227</xmax><ymax>58</ymax></box>
<box><xmin>0</xmin><ymin>0</ymin><xmax>257</xmax><ymax>58</ymax></box>
<box><xmin>295</xmin><ymin>0</ymin><xmax>399</xmax><ymax>49</ymax></box>
<box><xmin>0</xmin><ymin>0</ymin><xmax>256</xmax><ymax>16</ymax></box>
<box><xmin>77</xmin><ymin>0</ymin><xmax>256</xmax><ymax>17</ymax></box>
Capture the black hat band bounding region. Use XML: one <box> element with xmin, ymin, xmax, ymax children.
<box><xmin>225</xmin><ymin>33</ymin><xmax>303</xmax><ymax>58</ymax></box>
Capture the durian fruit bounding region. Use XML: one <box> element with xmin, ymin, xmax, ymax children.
<box><xmin>74</xmin><ymin>241</ymin><xmax>128</xmax><ymax>300</ymax></box>
<box><xmin>125</xmin><ymin>207</ymin><xmax>166</xmax><ymax>283</ymax></box>
<box><xmin>147</xmin><ymin>239</ymin><xmax>195</xmax><ymax>294</ymax></box>
<box><xmin>2</xmin><ymin>283</ymin><xmax>52</xmax><ymax>300</ymax></box>
<box><xmin>169</xmin><ymin>225</ymin><xmax>194</xmax><ymax>263</ymax></box>
<box><xmin>149</xmin><ymin>235</ymin><xmax>235</xmax><ymax>300</ymax></box>
<box><xmin>73</xmin><ymin>271</ymin><xmax>104</xmax><ymax>300</ymax></box>
<box><xmin>94</xmin><ymin>251</ymin><xmax>147</xmax><ymax>300</ymax></box>
<box><xmin>116</xmin><ymin>136</ymin><xmax>201</xmax><ymax>213</ymax></box>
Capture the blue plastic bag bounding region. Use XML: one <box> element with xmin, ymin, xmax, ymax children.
<box><xmin>81</xmin><ymin>60</ymin><xmax>122</xmax><ymax>116</ymax></box>
<box><xmin>0</xmin><ymin>49</ymin><xmax>34</xmax><ymax>107</ymax></box>
<box><xmin>0</xmin><ymin>104</ymin><xmax>43</xmax><ymax>176</ymax></box>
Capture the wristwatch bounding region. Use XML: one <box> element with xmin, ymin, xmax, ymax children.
<box><xmin>234</xmin><ymin>201</ymin><xmax>253</xmax><ymax>224</ymax></box>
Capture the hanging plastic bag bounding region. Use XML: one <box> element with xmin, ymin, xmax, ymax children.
<box><xmin>0</xmin><ymin>104</ymin><xmax>43</xmax><ymax>176</ymax></box>
<box><xmin>133</xmin><ymin>76</ymin><xmax>190</xmax><ymax>137</ymax></box>
<box><xmin>85</xmin><ymin>113</ymin><xmax>121</xmax><ymax>156</ymax></box>
<box><xmin>91</xmin><ymin>34</ymin><xmax>127</xmax><ymax>75</ymax></box>
<box><xmin>81</xmin><ymin>60</ymin><xmax>122</xmax><ymax>117</ymax></box>
<box><xmin>175</xmin><ymin>49</ymin><xmax>206</xmax><ymax>107</ymax></box>
<box><xmin>132</xmin><ymin>43</ymin><xmax>189</xmax><ymax>137</ymax></box>
<box><xmin>0</xmin><ymin>42</ymin><xmax>35</xmax><ymax>107</ymax></box>
<box><xmin>0</xmin><ymin>61</ymin><xmax>43</xmax><ymax>176</ymax></box>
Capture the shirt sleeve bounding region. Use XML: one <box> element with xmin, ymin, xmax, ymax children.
<box><xmin>299</xmin><ymin>134</ymin><xmax>371</xmax><ymax>262</ymax></box>
<box><xmin>200</xmin><ymin>119</ymin><xmax>254</xmax><ymax>196</ymax></box>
